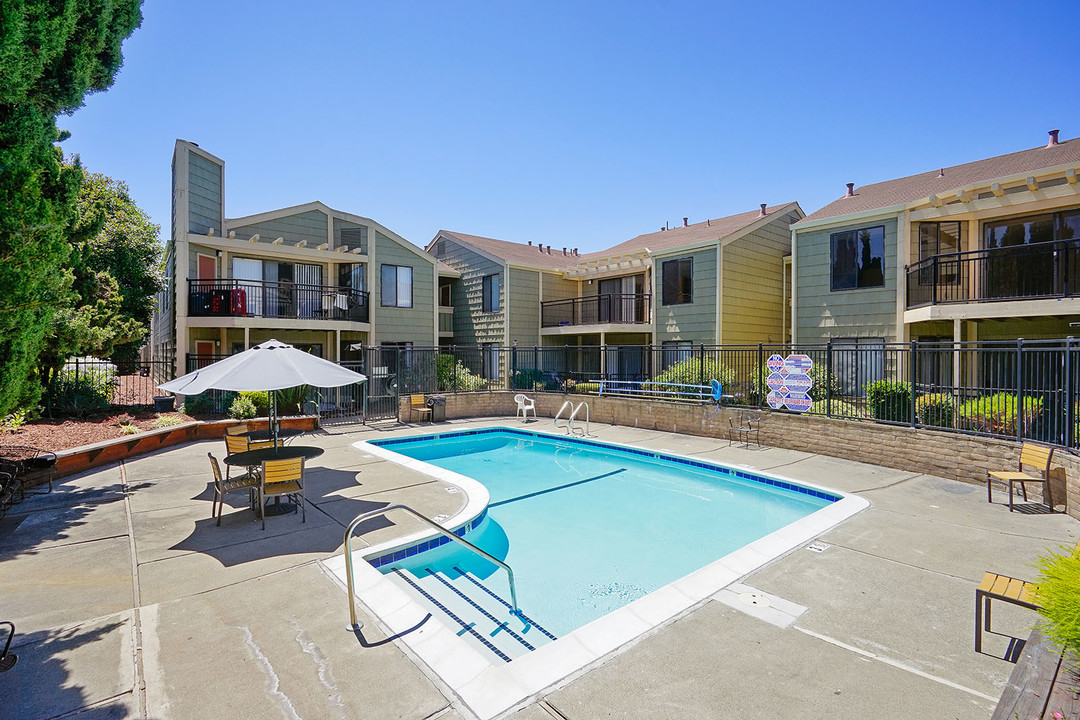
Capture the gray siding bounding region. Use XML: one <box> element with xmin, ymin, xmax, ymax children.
<box><xmin>722</xmin><ymin>211</ymin><xmax>796</xmax><ymax>344</ymax></box>
<box><xmin>796</xmin><ymin>216</ymin><xmax>899</xmax><ymax>343</ymax></box>
<box><xmin>509</xmin><ymin>268</ymin><xmax>539</xmax><ymax>346</ymax></box>
<box><xmin>431</xmin><ymin>237</ymin><xmax>506</xmax><ymax>345</ymax></box>
<box><xmin>229</xmin><ymin>210</ymin><xmax>329</xmax><ymax>247</ymax></box>
<box><xmin>187</xmin><ymin>243</ymin><xmax>217</xmax><ymax>278</ymax></box>
<box><xmin>373</xmin><ymin>231</ymin><xmax>435</xmax><ymax>345</ymax></box>
<box><xmin>333</xmin><ymin>218</ymin><xmax>368</xmax><ymax>253</ymax></box>
<box><xmin>188</xmin><ymin>151</ymin><xmax>222</xmax><ymax>236</ymax></box>
<box><xmin>654</xmin><ymin>248</ymin><xmax>717</xmax><ymax>344</ymax></box>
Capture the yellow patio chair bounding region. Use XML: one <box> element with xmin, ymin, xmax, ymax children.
<box><xmin>986</xmin><ymin>442</ymin><xmax>1055</xmax><ymax>511</ymax></box>
<box><xmin>259</xmin><ymin>457</ymin><xmax>305</xmax><ymax>530</ymax></box>
<box><xmin>410</xmin><ymin>394</ymin><xmax>432</xmax><ymax>423</ymax></box>
<box><xmin>207</xmin><ymin>453</ymin><xmax>258</xmax><ymax>526</ymax></box>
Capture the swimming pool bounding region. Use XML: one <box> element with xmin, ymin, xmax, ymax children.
<box><xmin>326</xmin><ymin>426</ymin><xmax>868</xmax><ymax>719</ymax></box>
<box><xmin>371</xmin><ymin>428</ymin><xmax>835</xmax><ymax>639</ymax></box>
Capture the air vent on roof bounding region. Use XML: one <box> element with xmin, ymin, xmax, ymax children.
<box><xmin>938</xmin><ymin>169</ymin><xmax>945</xmax><ymax>178</ymax></box>
<box><xmin>760</xmin><ymin>203</ymin><xmax>767</xmax><ymax>217</ymax></box>
<box><xmin>527</xmin><ymin>240</ymin><xmax>532</xmax><ymax>246</ymax></box>
<box><xmin>1048</xmin><ymin>129</ymin><xmax>1060</xmax><ymax>147</ymax></box>
<box><xmin>683</xmin><ymin>217</ymin><xmax>688</xmax><ymax>227</ymax></box>
<box><xmin>845</xmin><ymin>183</ymin><xmax>855</xmax><ymax>198</ymax></box>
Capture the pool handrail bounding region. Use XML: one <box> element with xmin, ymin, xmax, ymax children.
<box><xmin>568</xmin><ymin>401</ymin><xmax>590</xmax><ymax>436</ymax></box>
<box><xmin>554</xmin><ymin>400</ymin><xmax>574</xmax><ymax>431</ymax></box>
<box><xmin>343</xmin><ymin>504</ymin><xmax>520</xmax><ymax>630</ymax></box>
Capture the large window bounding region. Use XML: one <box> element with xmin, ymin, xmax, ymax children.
<box><xmin>661</xmin><ymin>258</ymin><xmax>693</xmax><ymax>305</ymax></box>
<box><xmin>917</xmin><ymin>222</ymin><xmax>961</xmax><ymax>285</ymax></box>
<box><xmin>983</xmin><ymin>209</ymin><xmax>1080</xmax><ymax>247</ymax></box>
<box><xmin>338</xmin><ymin>263</ymin><xmax>365</xmax><ymax>291</ymax></box>
<box><xmin>482</xmin><ymin>273</ymin><xmax>500</xmax><ymax>312</ymax></box>
<box><xmin>380</xmin><ymin>264</ymin><xmax>412</xmax><ymax>307</ymax></box>
<box><xmin>830</xmin><ymin>226</ymin><xmax>885</xmax><ymax>291</ymax></box>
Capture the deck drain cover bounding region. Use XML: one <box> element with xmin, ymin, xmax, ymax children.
<box><xmin>806</xmin><ymin>541</ymin><xmax>829</xmax><ymax>553</ymax></box>
<box><xmin>738</xmin><ymin>592</ymin><xmax>770</xmax><ymax>608</ymax></box>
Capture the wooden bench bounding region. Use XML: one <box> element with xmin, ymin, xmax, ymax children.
<box><xmin>976</xmin><ymin>538</ymin><xmax>1080</xmax><ymax>653</ymax></box>
<box><xmin>987</xmin><ymin>442</ymin><xmax>1055</xmax><ymax>512</ymax></box>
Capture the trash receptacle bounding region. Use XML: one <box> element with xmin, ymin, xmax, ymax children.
<box><xmin>153</xmin><ymin>395</ymin><xmax>175</xmax><ymax>413</ymax></box>
<box><xmin>426</xmin><ymin>395</ymin><xmax>446</xmax><ymax>422</ymax></box>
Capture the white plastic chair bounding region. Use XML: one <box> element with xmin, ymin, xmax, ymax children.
<box><xmin>514</xmin><ymin>394</ymin><xmax>536</xmax><ymax>421</ymax></box>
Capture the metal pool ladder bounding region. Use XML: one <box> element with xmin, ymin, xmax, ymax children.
<box><xmin>554</xmin><ymin>400</ymin><xmax>590</xmax><ymax>436</ymax></box>
<box><xmin>343</xmin><ymin>504</ymin><xmax>520</xmax><ymax>630</ymax></box>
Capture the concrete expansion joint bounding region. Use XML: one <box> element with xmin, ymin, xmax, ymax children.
<box><xmin>850</xmin><ymin>472</ymin><xmax>924</xmax><ymax>494</ymax></box>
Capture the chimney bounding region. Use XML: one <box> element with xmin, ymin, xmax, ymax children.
<box><xmin>546</xmin><ymin>245</ymin><xmax>552</xmax><ymax>254</ymax></box>
<box><xmin>707</xmin><ymin>219</ymin><xmax>710</xmax><ymax>227</ymax></box>
<box><xmin>1048</xmin><ymin>129</ymin><xmax>1060</xmax><ymax>147</ymax></box>
<box><xmin>938</xmin><ymin>168</ymin><xmax>945</xmax><ymax>178</ymax></box>
<box><xmin>683</xmin><ymin>217</ymin><xmax>688</xmax><ymax>227</ymax></box>
<box><xmin>660</xmin><ymin>227</ymin><xmax>665</xmax><ymax>232</ymax></box>
<box><xmin>562</xmin><ymin>247</ymin><xmax>567</xmax><ymax>256</ymax></box>
<box><xmin>759</xmin><ymin>203</ymin><xmax>767</xmax><ymax>217</ymax></box>
<box><xmin>573</xmin><ymin>248</ymin><xmax>578</xmax><ymax>255</ymax></box>
<box><xmin>527</xmin><ymin>240</ymin><xmax>532</xmax><ymax>246</ymax></box>
<box><xmin>845</xmin><ymin>182</ymin><xmax>855</xmax><ymax>198</ymax></box>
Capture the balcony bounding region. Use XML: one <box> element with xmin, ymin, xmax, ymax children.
<box><xmin>906</xmin><ymin>239</ymin><xmax>1080</xmax><ymax>309</ymax></box>
<box><xmin>188</xmin><ymin>278</ymin><xmax>369</xmax><ymax>323</ymax></box>
<box><xmin>541</xmin><ymin>293</ymin><xmax>651</xmax><ymax>328</ymax></box>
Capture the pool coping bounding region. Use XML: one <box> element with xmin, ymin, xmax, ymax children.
<box><xmin>322</xmin><ymin>426</ymin><xmax>870</xmax><ymax>720</ymax></box>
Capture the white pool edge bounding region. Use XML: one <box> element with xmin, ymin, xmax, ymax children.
<box><xmin>323</xmin><ymin>427</ymin><xmax>870</xmax><ymax>720</ymax></box>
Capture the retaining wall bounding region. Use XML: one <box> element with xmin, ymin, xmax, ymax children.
<box><xmin>402</xmin><ymin>391</ymin><xmax>1078</xmax><ymax>519</ymax></box>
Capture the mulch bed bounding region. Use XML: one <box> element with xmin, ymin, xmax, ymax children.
<box><xmin>1</xmin><ymin>410</ymin><xmax>199</xmax><ymax>452</ymax></box>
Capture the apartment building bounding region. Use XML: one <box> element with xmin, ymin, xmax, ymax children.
<box><xmin>153</xmin><ymin>140</ymin><xmax>437</xmax><ymax>378</ymax></box>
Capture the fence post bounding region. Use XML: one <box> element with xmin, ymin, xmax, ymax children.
<box><xmin>757</xmin><ymin>343</ymin><xmax>764</xmax><ymax>409</ymax></box>
<box><xmin>511</xmin><ymin>344</ymin><xmax>518</xmax><ymax>385</ymax></box>
<box><xmin>909</xmin><ymin>341</ymin><xmax>917</xmax><ymax>428</ymax></box>
<box><xmin>826</xmin><ymin>340</ymin><xmax>832</xmax><ymax>418</ymax></box>
<box><xmin>699</xmin><ymin>344</ymin><xmax>705</xmax><ymax>388</ymax></box>
<box><xmin>1066</xmin><ymin>337</ymin><xmax>1074</xmax><ymax>449</ymax></box>
<box><xmin>1016</xmin><ymin>338</ymin><xmax>1024</xmax><ymax>442</ymax></box>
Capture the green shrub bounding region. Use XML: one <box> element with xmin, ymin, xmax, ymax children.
<box><xmin>150</xmin><ymin>414</ymin><xmax>185</xmax><ymax>428</ymax></box>
<box><xmin>42</xmin><ymin>364</ymin><xmax>115</xmax><ymax>417</ymax></box>
<box><xmin>436</xmin><ymin>356</ymin><xmax>487</xmax><ymax>392</ymax></box>
<box><xmin>810</xmin><ymin>398</ymin><xmax>861</xmax><ymax>417</ymax></box>
<box><xmin>652</xmin><ymin>357</ymin><xmax>735</xmax><ymax>396</ymax></box>
<box><xmin>959</xmin><ymin>393</ymin><xmax>1043</xmax><ymax>436</ymax></box>
<box><xmin>181</xmin><ymin>391</ymin><xmax>232</xmax><ymax>416</ymax></box>
<box><xmin>865</xmin><ymin>380</ymin><xmax>912</xmax><ymax>423</ymax></box>
<box><xmin>1034</xmin><ymin>544</ymin><xmax>1080</xmax><ymax>655</ymax></box>
<box><xmin>275</xmin><ymin>386</ymin><xmax>308</xmax><ymax>415</ymax></box>
<box><xmin>572</xmin><ymin>382</ymin><xmax>601</xmax><ymax>394</ymax></box>
<box><xmin>916</xmin><ymin>393</ymin><xmax>955</xmax><ymax>428</ymax></box>
<box><xmin>512</xmin><ymin>368</ymin><xmax>559</xmax><ymax>391</ymax></box>
<box><xmin>237</xmin><ymin>390</ymin><xmax>269</xmax><ymax>416</ymax></box>
<box><xmin>748</xmin><ymin>362</ymin><xmax>841</xmax><ymax>404</ymax></box>
<box><xmin>228</xmin><ymin>394</ymin><xmax>258</xmax><ymax>420</ymax></box>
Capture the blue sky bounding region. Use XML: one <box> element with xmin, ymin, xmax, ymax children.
<box><xmin>62</xmin><ymin>1</ymin><xmax>1080</xmax><ymax>253</ymax></box>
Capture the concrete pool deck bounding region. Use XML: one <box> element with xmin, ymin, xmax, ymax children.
<box><xmin>1</xmin><ymin>417</ymin><xmax>1077</xmax><ymax>719</ymax></box>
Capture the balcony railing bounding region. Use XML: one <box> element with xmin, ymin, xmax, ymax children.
<box><xmin>188</xmin><ymin>278</ymin><xmax>369</xmax><ymax>323</ymax></box>
<box><xmin>541</xmin><ymin>293</ymin><xmax>651</xmax><ymax>328</ymax></box>
<box><xmin>906</xmin><ymin>239</ymin><xmax>1080</xmax><ymax>309</ymax></box>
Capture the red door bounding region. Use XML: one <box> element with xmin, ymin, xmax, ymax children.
<box><xmin>195</xmin><ymin>341</ymin><xmax>215</xmax><ymax>368</ymax></box>
<box><xmin>198</xmin><ymin>255</ymin><xmax>216</xmax><ymax>279</ymax></box>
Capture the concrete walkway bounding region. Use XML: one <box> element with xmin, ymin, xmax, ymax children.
<box><xmin>1</xmin><ymin>417</ymin><xmax>1077</xmax><ymax>719</ymax></box>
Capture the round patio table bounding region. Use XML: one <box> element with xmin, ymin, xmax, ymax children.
<box><xmin>239</xmin><ymin>427</ymin><xmax>305</xmax><ymax>443</ymax></box>
<box><xmin>223</xmin><ymin>445</ymin><xmax>324</xmax><ymax>515</ymax></box>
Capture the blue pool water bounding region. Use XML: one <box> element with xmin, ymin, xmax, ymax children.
<box><xmin>369</xmin><ymin>429</ymin><xmax>835</xmax><ymax>638</ymax></box>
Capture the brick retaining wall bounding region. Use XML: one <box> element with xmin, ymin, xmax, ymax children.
<box><xmin>404</xmin><ymin>391</ymin><xmax>1078</xmax><ymax>519</ymax></box>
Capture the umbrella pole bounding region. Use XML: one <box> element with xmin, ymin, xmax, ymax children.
<box><xmin>270</xmin><ymin>390</ymin><xmax>278</xmax><ymax>447</ymax></box>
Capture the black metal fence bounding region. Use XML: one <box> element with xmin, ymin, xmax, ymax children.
<box><xmin>43</xmin><ymin>357</ymin><xmax>175</xmax><ymax>415</ymax></box>
<box><xmin>188</xmin><ymin>278</ymin><xmax>370</xmax><ymax>323</ymax></box>
<box><xmin>176</xmin><ymin>339</ymin><xmax>1080</xmax><ymax>450</ymax></box>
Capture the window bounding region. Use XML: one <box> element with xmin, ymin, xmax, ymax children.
<box><xmin>830</xmin><ymin>226</ymin><xmax>885</xmax><ymax>290</ymax></box>
<box><xmin>917</xmin><ymin>222</ymin><xmax>961</xmax><ymax>285</ymax></box>
<box><xmin>483</xmin><ymin>343</ymin><xmax>500</xmax><ymax>380</ymax></box>
<box><xmin>983</xmin><ymin>208</ymin><xmax>1080</xmax><ymax>247</ymax></box>
<box><xmin>338</xmin><ymin>263</ymin><xmax>365</xmax><ymax>292</ymax></box>
<box><xmin>661</xmin><ymin>258</ymin><xmax>693</xmax><ymax>305</ymax></box>
<box><xmin>661</xmin><ymin>340</ymin><xmax>692</xmax><ymax>369</ymax></box>
<box><xmin>482</xmin><ymin>274</ymin><xmax>500</xmax><ymax>312</ymax></box>
<box><xmin>380</xmin><ymin>264</ymin><xmax>412</xmax><ymax>307</ymax></box>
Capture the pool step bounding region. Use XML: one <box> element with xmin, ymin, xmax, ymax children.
<box><xmin>387</xmin><ymin>566</ymin><xmax>556</xmax><ymax>662</ymax></box>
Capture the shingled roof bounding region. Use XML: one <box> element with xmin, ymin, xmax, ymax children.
<box><xmin>799</xmin><ymin>135</ymin><xmax>1080</xmax><ymax>225</ymax></box>
<box><xmin>433</xmin><ymin>230</ymin><xmax>580</xmax><ymax>270</ymax></box>
<box><xmin>594</xmin><ymin>203</ymin><xmax>800</xmax><ymax>257</ymax></box>
<box><xmin>434</xmin><ymin>203</ymin><xmax>801</xmax><ymax>269</ymax></box>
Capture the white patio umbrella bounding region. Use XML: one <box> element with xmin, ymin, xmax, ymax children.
<box><xmin>158</xmin><ymin>339</ymin><xmax>367</xmax><ymax>445</ymax></box>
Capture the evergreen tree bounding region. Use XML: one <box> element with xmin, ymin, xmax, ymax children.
<box><xmin>0</xmin><ymin>1</ymin><xmax>143</xmax><ymax>416</ymax></box>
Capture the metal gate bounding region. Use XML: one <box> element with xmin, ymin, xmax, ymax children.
<box><xmin>361</xmin><ymin>346</ymin><xmax>402</xmax><ymax>422</ymax></box>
